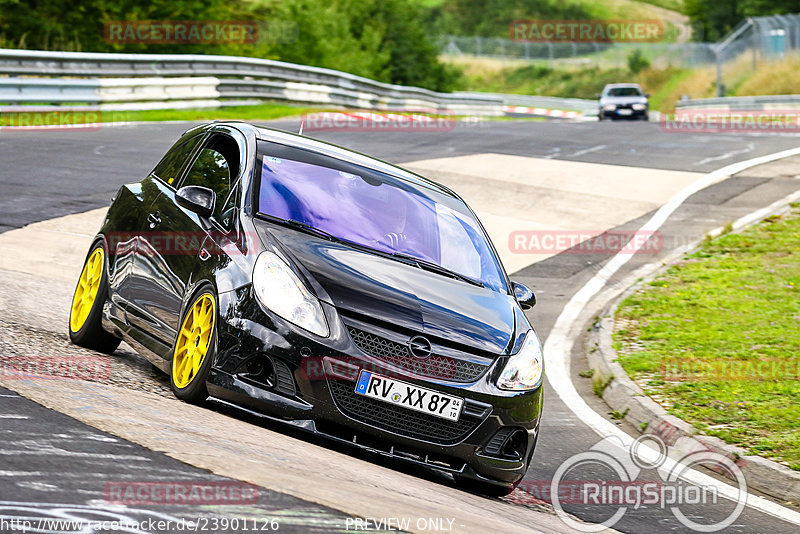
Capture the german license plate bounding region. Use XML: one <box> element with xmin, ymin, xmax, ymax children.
<box><xmin>354</xmin><ymin>370</ymin><xmax>463</xmax><ymax>421</ymax></box>
<box><xmin>618</xmin><ymin>109</ymin><xmax>633</xmax><ymax>115</ymax></box>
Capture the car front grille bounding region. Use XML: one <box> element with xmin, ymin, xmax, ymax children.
<box><xmin>346</xmin><ymin>326</ymin><xmax>488</xmax><ymax>383</ymax></box>
<box><xmin>327</xmin><ymin>378</ymin><xmax>484</xmax><ymax>445</ymax></box>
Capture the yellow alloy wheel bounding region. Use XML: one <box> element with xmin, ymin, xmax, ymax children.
<box><xmin>172</xmin><ymin>294</ymin><xmax>215</xmax><ymax>389</ymax></box>
<box><xmin>69</xmin><ymin>248</ymin><xmax>105</xmax><ymax>333</ymax></box>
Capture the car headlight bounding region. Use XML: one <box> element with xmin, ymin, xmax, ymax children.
<box><xmin>632</xmin><ymin>103</ymin><xmax>647</xmax><ymax>111</ymax></box>
<box><xmin>497</xmin><ymin>331</ymin><xmax>544</xmax><ymax>390</ymax></box>
<box><xmin>602</xmin><ymin>104</ymin><xmax>616</xmax><ymax>111</ymax></box>
<box><xmin>252</xmin><ymin>251</ymin><xmax>329</xmax><ymax>337</ymax></box>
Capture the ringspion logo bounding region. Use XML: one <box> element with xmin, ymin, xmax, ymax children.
<box><xmin>547</xmin><ymin>435</ymin><xmax>747</xmax><ymax>532</ymax></box>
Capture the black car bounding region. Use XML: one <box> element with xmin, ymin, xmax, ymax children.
<box><xmin>68</xmin><ymin>121</ymin><xmax>544</xmax><ymax>495</ymax></box>
<box><xmin>598</xmin><ymin>83</ymin><xmax>649</xmax><ymax>121</ymax></box>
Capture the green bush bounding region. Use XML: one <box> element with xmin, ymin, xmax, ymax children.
<box><xmin>627</xmin><ymin>50</ymin><xmax>651</xmax><ymax>74</ymax></box>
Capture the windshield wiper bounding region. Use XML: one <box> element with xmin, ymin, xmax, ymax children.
<box><xmin>257</xmin><ymin>214</ymin><xmax>338</xmax><ymax>241</ymax></box>
<box><xmin>392</xmin><ymin>252</ymin><xmax>484</xmax><ymax>287</ymax></box>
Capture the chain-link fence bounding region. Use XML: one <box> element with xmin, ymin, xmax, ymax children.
<box><xmin>439</xmin><ymin>36</ymin><xmax>715</xmax><ymax>69</ymax></box>
<box><xmin>713</xmin><ymin>14</ymin><xmax>800</xmax><ymax>96</ymax></box>
<box><xmin>439</xmin><ymin>13</ymin><xmax>800</xmax><ymax>96</ymax></box>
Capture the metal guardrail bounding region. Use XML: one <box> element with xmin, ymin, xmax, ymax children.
<box><xmin>0</xmin><ymin>76</ymin><xmax>220</xmax><ymax>104</ymax></box>
<box><xmin>0</xmin><ymin>48</ymin><xmax>503</xmax><ymax>115</ymax></box>
<box><xmin>676</xmin><ymin>94</ymin><xmax>800</xmax><ymax>111</ymax></box>
<box><xmin>464</xmin><ymin>92</ymin><xmax>598</xmax><ymax>113</ymax></box>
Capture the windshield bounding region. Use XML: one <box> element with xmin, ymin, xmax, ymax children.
<box><xmin>256</xmin><ymin>152</ymin><xmax>507</xmax><ymax>292</ymax></box>
<box><xmin>606</xmin><ymin>87</ymin><xmax>643</xmax><ymax>97</ymax></box>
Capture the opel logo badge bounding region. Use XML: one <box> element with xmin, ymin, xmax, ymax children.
<box><xmin>407</xmin><ymin>336</ymin><xmax>432</xmax><ymax>359</ymax></box>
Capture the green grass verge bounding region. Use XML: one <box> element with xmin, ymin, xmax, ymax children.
<box><xmin>614</xmin><ymin>205</ymin><xmax>800</xmax><ymax>470</ymax></box>
<box><xmin>0</xmin><ymin>103</ymin><xmax>545</xmax><ymax>128</ymax></box>
<box><xmin>0</xmin><ymin>102</ymin><xmax>317</xmax><ymax>127</ymax></box>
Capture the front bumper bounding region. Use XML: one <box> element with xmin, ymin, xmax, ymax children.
<box><xmin>600</xmin><ymin>106</ymin><xmax>648</xmax><ymax>119</ymax></box>
<box><xmin>206</xmin><ymin>288</ymin><xmax>544</xmax><ymax>487</ymax></box>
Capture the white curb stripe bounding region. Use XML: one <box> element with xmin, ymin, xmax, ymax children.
<box><xmin>544</xmin><ymin>146</ymin><xmax>800</xmax><ymax>525</ymax></box>
<box><xmin>503</xmin><ymin>105</ymin><xmax>583</xmax><ymax>119</ymax></box>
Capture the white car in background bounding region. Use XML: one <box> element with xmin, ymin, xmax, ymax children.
<box><xmin>598</xmin><ymin>83</ymin><xmax>649</xmax><ymax>121</ymax></box>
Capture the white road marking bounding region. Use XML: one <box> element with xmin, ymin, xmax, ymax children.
<box><xmin>693</xmin><ymin>143</ymin><xmax>754</xmax><ymax>166</ymax></box>
<box><xmin>0</xmin><ymin>414</ymin><xmax>29</xmax><ymax>419</ymax></box>
<box><xmin>570</xmin><ymin>145</ymin><xmax>607</xmax><ymax>158</ymax></box>
<box><xmin>544</xmin><ymin>145</ymin><xmax>800</xmax><ymax>526</ymax></box>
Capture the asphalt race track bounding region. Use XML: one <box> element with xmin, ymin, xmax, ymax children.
<box><xmin>2</xmin><ymin>118</ymin><xmax>800</xmax><ymax>533</ymax></box>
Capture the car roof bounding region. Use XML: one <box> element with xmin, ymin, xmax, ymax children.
<box><xmin>603</xmin><ymin>83</ymin><xmax>642</xmax><ymax>89</ymax></box>
<box><xmin>208</xmin><ymin>121</ymin><xmax>459</xmax><ymax>199</ymax></box>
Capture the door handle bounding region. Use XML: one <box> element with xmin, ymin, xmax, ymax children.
<box><xmin>147</xmin><ymin>212</ymin><xmax>161</xmax><ymax>228</ymax></box>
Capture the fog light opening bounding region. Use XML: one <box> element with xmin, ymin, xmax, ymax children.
<box><xmin>500</xmin><ymin>429</ymin><xmax>527</xmax><ymax>461</ymax></box>
<box><xmin>237</xmin><ymin>356</ymin><xmax>275</xmax><ymax>388</ymax></box>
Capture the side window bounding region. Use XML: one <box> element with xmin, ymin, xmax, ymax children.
<box><xmin>181</xmin><ymin>134</ymin><xmax>241</xmax><ymax>229</ymax></box>
<box><xmin>151</xmin><ymin>133</ymin><xmax>204</xmax><ymax>185</ymax></box>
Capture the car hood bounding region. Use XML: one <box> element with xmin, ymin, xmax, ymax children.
<box><xmin>256</xmin><ymin>220</ymin><xmax>517</xmax><ymax>356</ymax></box>
<box><xmin>601</xmin><ymin>95</ymin><xmax>648</xmax><ymax>105</ymax></box>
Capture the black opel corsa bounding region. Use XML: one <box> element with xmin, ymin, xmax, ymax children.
<box><xmin>68</xmin><ymin>121</ymin><xmax>543</xmax><ymax>495</ymax></box>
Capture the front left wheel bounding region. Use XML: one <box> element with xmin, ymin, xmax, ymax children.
<box><xmin>170</xmin><ymin>288</ymin><xmax>217</xmax><ymax>403</ymax></box>
<box><xmin>68</xmin><ymin>242</ymin><xmax>121</xmax><ymax>354</ymax></box>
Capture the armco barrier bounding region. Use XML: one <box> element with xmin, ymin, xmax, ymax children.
<box><xmin>676</xmin><ymin>94</ymin><xmax>800</xmax><ymax>111</ymax></box>
<box><xmin>0</xmin><ymin>48</ymin><xmax>503</xmax><ymax>115</ymax></box>
<box><xmin>465</xmin><ymin>92</ymin><xmax>598</xmax><ymax>114</ymax></box>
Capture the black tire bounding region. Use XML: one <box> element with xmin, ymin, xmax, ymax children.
<box><xmin>455</xmin><ymin>475</ymin><xmax>517</xmax><ymax>497</ymax></box>
<box><xmin>170</xmin><ymin>286</ymin><xmax>217</xmax><ymax>403</ymax></box>
<box><xmin>68</xmin><ymin>241</ymin><xmax>121</xmax><ymax>354</ymax></box>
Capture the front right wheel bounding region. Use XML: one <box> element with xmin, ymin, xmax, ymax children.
<box><xmin>170</xmin><ymin>288</ymin><xmax>217</xmax><ymax>403</ymax></box>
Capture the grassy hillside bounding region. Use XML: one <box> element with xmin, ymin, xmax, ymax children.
<box><xmin>419</xmin><ymin>0</ymin><xmax>689</xmax><ymax>42</ymax></box>
<box><xmin>449</xmin><ymin>50</ymin><xmax>800</xmax><ymax>113</ymax></box>
<box><xmin>635</xmin><ymin>0</ymin><xmax>685</xmax><ymax>12</ymax></box>
<box><xmin>566</xmin><ymin>0</ymin><xmax>684</xmax><ymax>20</ymax></box>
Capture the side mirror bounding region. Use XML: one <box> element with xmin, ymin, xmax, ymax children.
<box><xmin>176</xmin><ymin>185</ymin><xmax>215</xmax><ymax>218</ymax></box>
<box><xmin>645</xmin><ymin>93</ymin><xmax>651</xmax><ymax>97</ymax></box>
<box><xmin>595</xmin><ymin>93</ymin><xmax>602</xmax><ymax>99</ymax></box>
<box><xmin>512</xmin><ymin>281</ymin><xmax>536</xmax><ymax>310</ymax></box>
